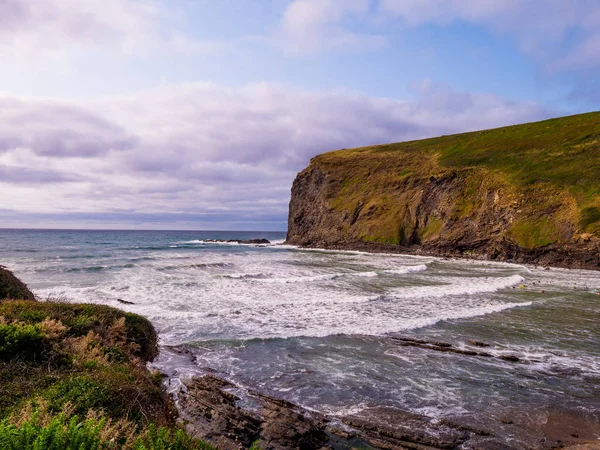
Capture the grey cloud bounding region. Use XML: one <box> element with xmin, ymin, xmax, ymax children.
<box><xmin>0</xmin><ymin>82</ymin><xmax>550</xmax><ymax>228</ymax></box>
<box><xmin>0</xmin><ymin>97</ymin><xmax>137</xmax><ymax>157</ymax></box>
<box><xmin>0</xmin><ymin>165</ymin><xmax>82</xmax><ymax>184</ymax></box>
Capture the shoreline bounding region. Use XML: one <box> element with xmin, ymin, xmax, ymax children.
<box><xmin>156</xmin><ymin>344</ymin><xmax>600</xmax><ymax>450</ymax></box>
<box><xmin>283</xmin><ymin>239</ymin><xmax>600</xmax><ymax>272</ymax></box>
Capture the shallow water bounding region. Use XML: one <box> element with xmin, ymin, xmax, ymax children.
<box><xmin>2</xmin><ymin>229</ymin><xmax>599</xmax><ymax>446</ymax></box>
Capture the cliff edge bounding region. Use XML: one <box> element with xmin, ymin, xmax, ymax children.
<box><xmin>287</xmin><ymin>112</ymin><xmax>600</xmax><ymax>270</ymax></box>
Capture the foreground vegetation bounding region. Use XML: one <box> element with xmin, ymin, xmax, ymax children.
<box><xmin>0</xmin><ymin>267</ymin><xmax>214</xmax><ymax>450</ymax></box>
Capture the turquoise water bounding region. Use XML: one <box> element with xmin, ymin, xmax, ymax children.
<box><xmin>2</xmin><ymin>229</ymin><xmax>599</xmax><ymax>447</ymax></box>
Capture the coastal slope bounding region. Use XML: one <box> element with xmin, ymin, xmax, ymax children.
<box><xmin>286</xmin><ymin>112</ymin><xmax>600</xmax><ymax>269</ymax></box>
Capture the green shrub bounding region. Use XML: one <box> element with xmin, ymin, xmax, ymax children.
<box><xmin>0</xmin><ymin>321</ymin><xmax>45</xmax><ymax>360</ymax></box>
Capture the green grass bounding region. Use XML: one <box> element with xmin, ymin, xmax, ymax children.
<box><xmin>309</xmin><ymin>112</ymin><xmax>600</xmax><ymax>248</ymax></box>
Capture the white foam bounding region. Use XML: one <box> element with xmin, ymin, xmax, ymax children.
<box><xmin>389</xmin><ymin>274</ymin><xmax>525</xmax><ymax>299</ymax></box>
<box><xmin>26</xmin><ymin>243</ymin><xmax>533</xmax><ymax>343</ymax></box>
<box><xmin>383</xmin><ymin>264</ymin><xmax>428</xmax><ymax>275</ymax></box>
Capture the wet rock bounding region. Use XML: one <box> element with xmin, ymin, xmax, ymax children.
<box><xmin>470</xmin><ymin>340</ymin><xmax>491</xmax><ymax>347</ymax></box>
<box><xmin>341</xmin><ymin>407</ymin><xmax>472</xmax><ymax>449</ymax></box>
<box><xmin>180</xmin><ymin>375</ymin><xmax>262</xmax><ymax>450</ymax></box>
<box><xmin>499</xmin><ymin>355</ymin><xmax>520</xmax><ymax>362</ymax></box>
<box><xmin>205</xmin><ymin>238</ymin><xmax>271</xmax><ymax>245</ymax></box>
<box><xmin>179</xmin><ymin>375</ymin><xmax>328</xmax><ymax>450</ymax></box>
<box><xmin>117</xmin><ymin>298</ymin><xmax>135</xmax><ymax>304</ymax></box>
<box><xmin>253</xmin><ymin>392</ymin><xmax>329</xmax><ymax>450</ymax></box>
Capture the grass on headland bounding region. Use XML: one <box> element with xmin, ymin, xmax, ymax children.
<box><xmin>312</xmin><ymin>112</ymin><xmax>600</xmax><ymax>247</ymax></box>
<box><xmin>0</xmin><ymin>299</ymin><xmax>214</xmax><ymax>450</ymax></box>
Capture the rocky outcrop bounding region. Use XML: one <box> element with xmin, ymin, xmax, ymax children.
<box><xmin>0</xmin><ymin>266</ymin><xmax>35</xmax><ymax>301</ymax></box>
<box><xmin>175</xmin><ymin>373</ymin><xmax>599</xmax><ymax>449</ymax></box>
<box><xmin>286</xmin><ymin>113</ymin><xmax>600</xmax><ymax>270</ymax></box>
<box><xmin>204</xmin><ymin>239</ymin><xmax>271</xmax><ymax>245</ymax></box>
<box><xmin>179</xmin><ymin>375</ymin><xmax>328</xmax><ymax>450</ymax></box>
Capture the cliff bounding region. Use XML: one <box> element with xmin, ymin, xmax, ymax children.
<box><xmin>287</xmin><ymin>112</ymin><xmax>600</xmax><ymax>270</ymax></box>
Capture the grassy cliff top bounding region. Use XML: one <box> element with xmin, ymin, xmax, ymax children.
<box><xmin>312</xmin><ymin>111</ymin><xmax>600</xmax><ymax>238</ymax></box>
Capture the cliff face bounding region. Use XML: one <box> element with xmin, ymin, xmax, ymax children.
<box><xmin>287</xmin><ymin>112</ymin><xmax>600</xmax><ymax>270</ymax></box>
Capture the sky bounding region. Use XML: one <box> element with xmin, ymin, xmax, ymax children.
<box><xmin>1</xmin><ymin>0</ymin><xmax>599</xmax><ymax>231</ymax></box>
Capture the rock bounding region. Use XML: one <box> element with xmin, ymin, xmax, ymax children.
<box><xmin>0</xmin><ymin>266</ymin><xmax>36</xmax><ymax>301</ymax></box>
<box><xmin>254</xmin><ymin>392</ymin><xmax>328</xmax><ymax>450</ymax></box>
<box><xmin>180</xmin><ymin>375</ymin><xmax>262</xmax><ymax>450</ymax></box>
<box><xmin>341</xmin><ymin>407</ymin><xmax>472</xmax><ymax>449</ymax></box>
<box><xmin>499</xmin><ymin>355</ymin><xmax>520</xmax><ymax>362</ymax></box>
<box><xmin>179</xmin><ymin>375</ymin><xmax>328</xmax><ymax>450</ymax></box>
<box><xmin>117</xmin><ymin>298</ymin><xmax>135</xmax><ymax>304</ymax></box>
<box><xmin>469</xmin><ymin>340</ymin><xmax>491</xmax><ymax>347</ymax></box>
<box><xmin>226</xmin><ymin>239</ymin><xmax>271</xmax><ymax>245</ymax></box>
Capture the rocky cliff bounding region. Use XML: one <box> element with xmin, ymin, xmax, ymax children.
<box><xmin>287</xmin><ymin>112</ymin><xmax>600</xmax><ymax>270</ymax></box>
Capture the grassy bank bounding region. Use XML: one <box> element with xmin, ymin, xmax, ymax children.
<box><xmin>0</xmin><ymin>266</ymin><xmax>214</xmax><ymax>449</ymax></box>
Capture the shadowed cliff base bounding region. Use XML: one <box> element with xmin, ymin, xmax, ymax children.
<box><xmin>286</xmin><ymin>112</ymin><xmax>600</xmax><ymax>270</ymax></box>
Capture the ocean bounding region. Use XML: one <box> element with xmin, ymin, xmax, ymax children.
<box><xmin>2</xmin><ymin>229</ymin><xmax>599</xmax><ymax>446</ymax></box>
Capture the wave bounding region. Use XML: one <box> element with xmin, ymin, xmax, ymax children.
<box><xmin>248</xmin><ymin>265</ymin><xmax>428</xmax><ymax>283</ymax></box>
<box><xmin>223</xmin><ymin>273</ymin><xmax>268</xmax><ymax>279</ymax></box>
<box><xmin>388</xmin><ymin>274</ymin><xmax>525</xmax><ymax>299</ymax></box>
<box><xmin>65</xmin><ymin>263</ymin><xmax>136</xmax><ymax>273</ymax></box>
<box><xmin>383</xmin><ymin>264</ymin><xmax>428</xmax><ymax>275</ymax></box>
<box><xmin>66</xmin><ymin>266</ymin><xmax>106</xmax><ymax>273</ymax></box>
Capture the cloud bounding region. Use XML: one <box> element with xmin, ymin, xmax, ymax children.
<box><xmin>0</xmin><ymin>97</ymin><xmax>137</xmax><ymax>157</ymax></box>
<box><xmin>379</xmin><ymin>0</ymin><xmax>600</xmax><ymax>73</ymax></box>
<box><xmin>277</xmin><ymin>0</ymin><xmax>385</xmax><ymax>54</ymax></box>
<box><xmin>0</xmin><ymin>81</ymin><xmax>549</xmax><ymax>228</ymax></box>
<box><xmin>272</xmin><ymin>0</ymin><xmax>600</xmax><ymax>71</ymax></box>
<box><xmin>0</xmin><ymin>0</ymin><xmax>218</xmax><ymax>67</ymax></box>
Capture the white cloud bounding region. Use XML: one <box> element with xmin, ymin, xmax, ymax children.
<box><xmin>277</xmin><ymin>0</ymin><xmax>385</xmax><ymax>54</ymax></box>
<box><xmin>0</xmin><ymin>0</ymin><xmax>219</xmax><ymax>68</ymax></box>
<box><xmin>0</xmin><ymin>82</ymin><xmax>549</xmax><ymax>227</ymax></box>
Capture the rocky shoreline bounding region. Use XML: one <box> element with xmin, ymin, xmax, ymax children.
<box><xmin>283</xmin><ymin>237</ymin><xmax>600</xmax><ymax>272</ymax></box>
<box><xmin>157</xmin><ymin>345</ymin><xmax>600</xmax><ymax>450</ymax></box>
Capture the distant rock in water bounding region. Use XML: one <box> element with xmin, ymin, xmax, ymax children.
<box><xmin>0</xmin><ymin>266</ymin><xmax>35</xmax><ymax>301</ymax></box>
<box><xmin>206</xmin><ymin>238</ymin><xmax>271</xmax><ymax>245</ymax></box>
<box><xmin>286</xmin><ymin>112</ymin><xmax>600</xmax><ymax>270</ymax></box>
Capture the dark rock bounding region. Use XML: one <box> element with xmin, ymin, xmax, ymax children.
<box><xmin>341</xmin><ymin>407</ymin><xmax>472</xmax><ymax>449</ymax></box>
<box><xmin>179</xmin><ymin>375</ymin><xmax>328</xmax><ymax>450</ymax></box>
<box><xmin>180</xmin><ymin>375</ymin><xmax>262</xmax><ymax>450</ymax></box>
<box><xmin>254</xmin><ymin>392</ymin><xmax>329</xmax><ymax>450</ymax></box>
<box><xmin>470</xmin><ymin>340</ymin><xmax>491</xmax><ymax>347</ymax></box>
<box><xmin>117</xmin><ymin>298</ymin><xmax>135</xmax><ymax>305</ymax></box>
<box><xmin>499</xmin><ymin>355</ymin><xmax>520</xmax><ymax>362</ymax></box>
<box><xmin>0</xmin><ymin>266</ymin><xmax>36</xmax><ymax>301</ymax></box>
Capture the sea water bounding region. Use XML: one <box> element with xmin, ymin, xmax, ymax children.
<box><xmin>2</xmin><ymin>229</ymin><xmax>599</xmax><ymax>446</ymax></box>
